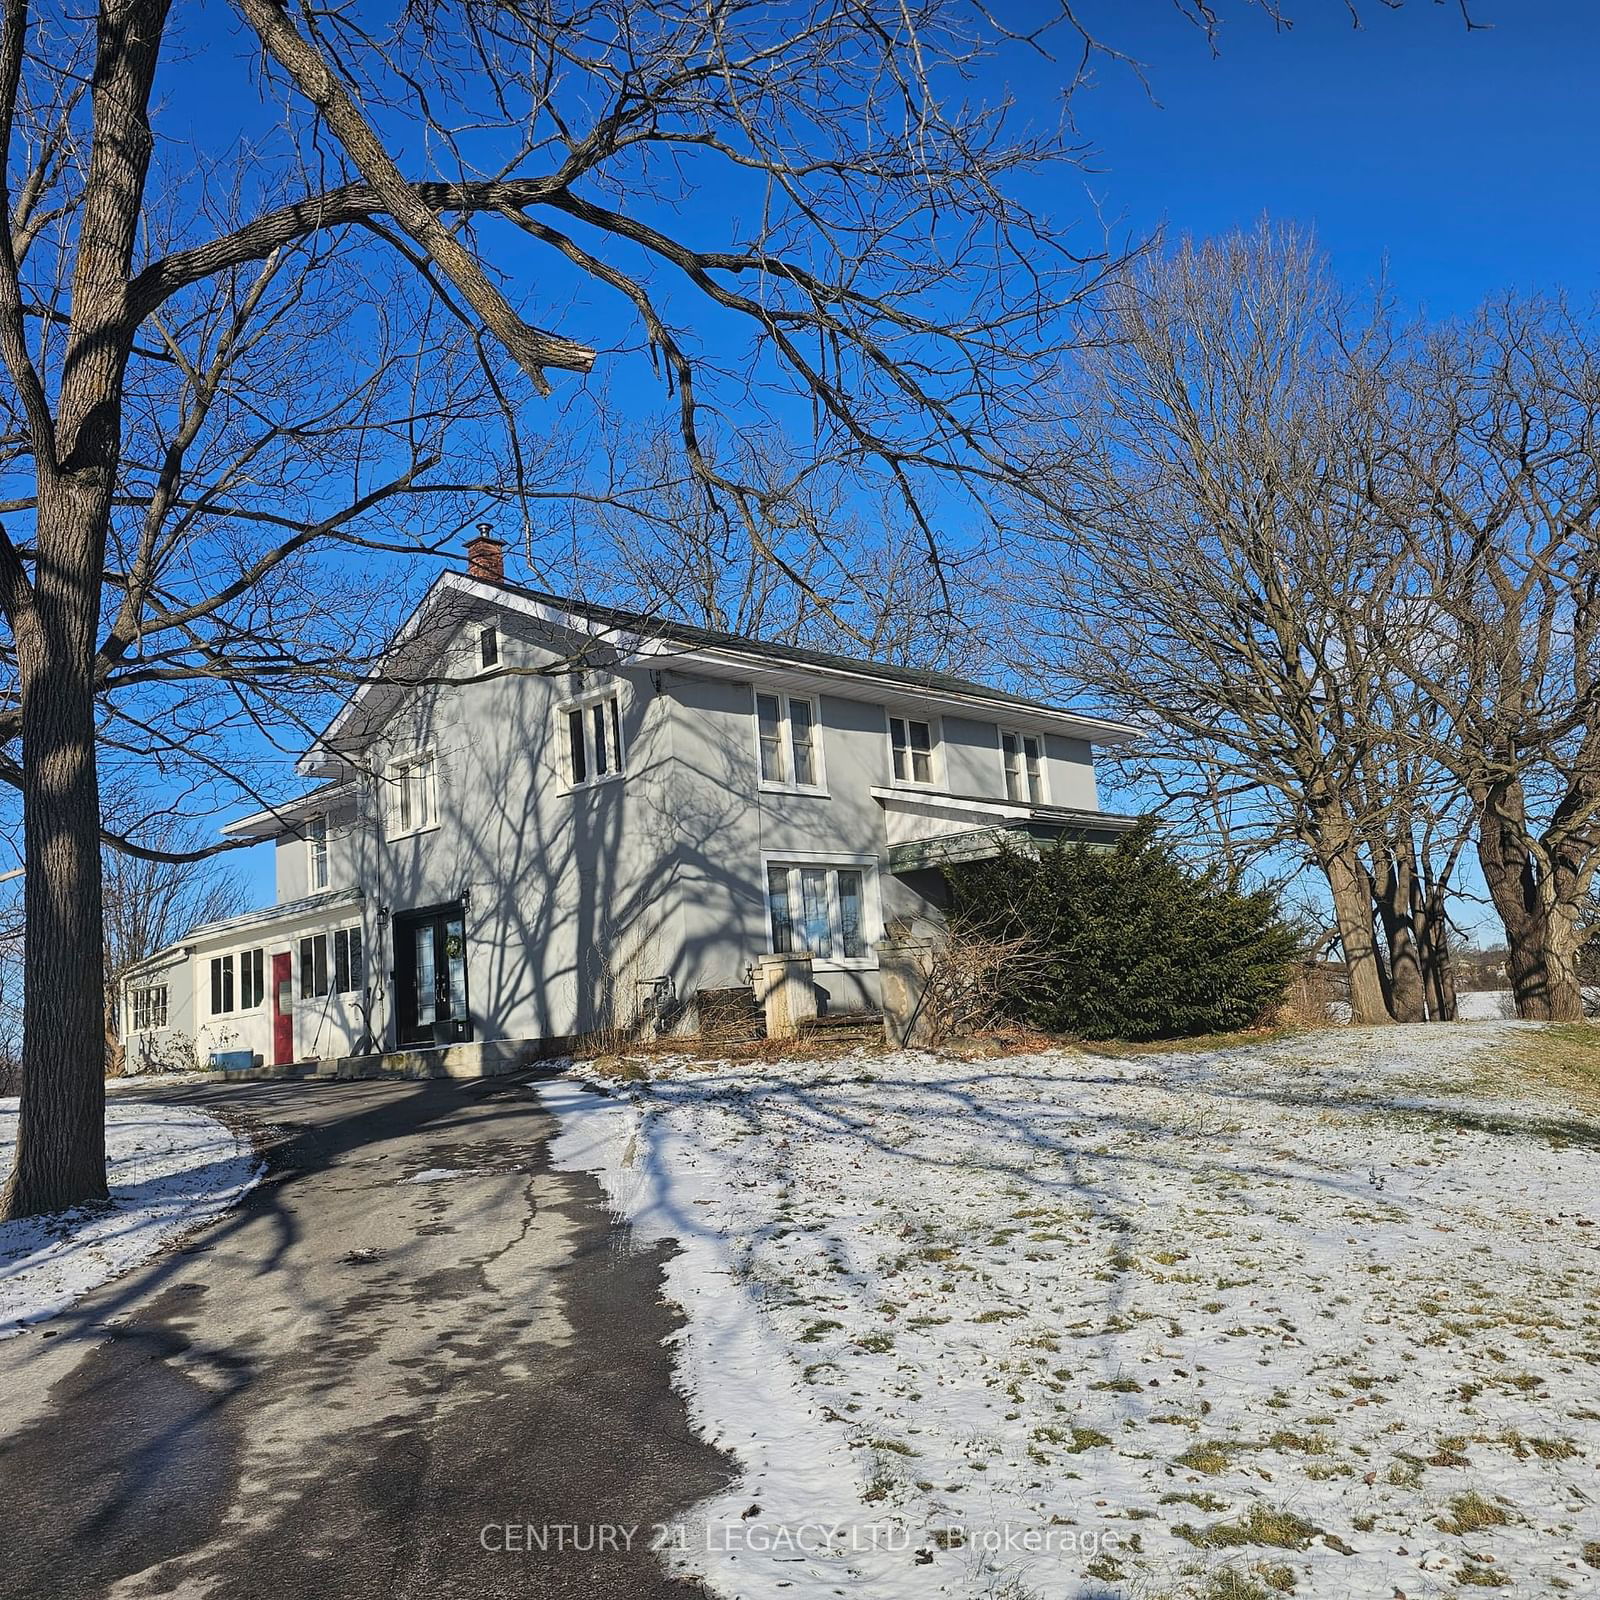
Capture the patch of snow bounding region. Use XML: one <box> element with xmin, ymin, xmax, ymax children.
<box><xmin>543</xmin><ymin>1027</ymin><xmax>1600</xmax><ymax>1600</ymax></box>
<box><xmin>0</xmin><ymin>1097</ymin><xmax>260</xmax><ymax>1338</ymax></box>
<box><xmin>1456</xmin><ymin>989</ymin><xmax>1519</xmax><ymax>1021</ymax></box>
<box><xmin>398</xmin><ymin>1167</ymin><xmax>472</xmax><ymax>1184</ymax></box>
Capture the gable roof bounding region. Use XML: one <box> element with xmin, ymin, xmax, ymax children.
<box><xmin>301</xmin><ymin>571</ymin><xmax>1139</xmax><ymax>775</ymax></box>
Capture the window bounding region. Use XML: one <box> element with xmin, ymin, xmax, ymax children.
<box><xmin>755</xmin><ymin>692</ymin><xmax>822</xmax><ymax>790</ymax></box>
<box><xmin>479</xmin><ymin>624</ymin><xmax>498</xmax><ymax>669</ymax></box>
<box><xmin>334</xmin><ymin>927</ymin><xmax>363</xmax><ymax>994</ymax></box>
<box><xmin>388</xmin><ymin>750</ymin><xmax>438</xmax><ymax>838</ymax></box>
<box><xmin>131</xmin><ymin>985</ymin><xmax>168</xmax><ymax>1031</ymax></box>
<box><xmin>765</xmin><ymin>862</ymin><xmax>871</xmax><ymax>962</ymax></box>
<box><xmin>209</xmin><ymin>954</ymin><xmax>235</xmax><ymax>1015</ymax></box>
<box><xmin>306</xmin><ymin>813</ymin><xmax>329</xmax><ymax>890</ymax></box>
<box><xmin>563</xmin><ymin>692</ymin><xmax>624</xmax><ymax>788</ymax></box>
<box><xmin>1001</xmin><ymin>730</ymin><xmax>1046</xmax><ymax>803</ymax></box>
<box><xmin>299</xmin><ymin>928</ymin><xmax>363</xmax><ymax>1001</ymax></box>
<box><xmin>888</xmin><ymin>715</ymin><xmax>935</xmax><ymax>786</ymax></box>
<box><xmin>240</xmin><ymin>948</ymin><xmax>265</xmax><ymax>1008</ymax></box>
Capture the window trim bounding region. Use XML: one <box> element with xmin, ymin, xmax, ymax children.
<box><xmin>208</xmin><ymin>953</ymin><xmax>236</xmax><ymax>1017</ymax></box>
<box><xmin>130</xmin><ymin>983</ymin><xmax>168</xmax><ymax>1032</ymax></box>
<box><xmin>478</xmin><ymin>623</ymin><xmax>499</xmax><ymax>670</ymax></box>
<box><xmin>885</xmin><ymin>710</ymin><xmax>940</xmax><ymax>790</ymax></box>
<box><xmin>759</xmin><ymin>851</ymin><xmax>882</xmax><ymax>972</ymax></box>
<box><xmin>999</xmin><ymin>727</ymin><xmax>1049</xmax><ymax>805</ymax></box>
<box><xmin>306</xmin><ymin>812</ymin><xmax>330</xmax><ymax>891</ymax></box>
<box><xmin>557</xmin><ymin>685</ymin><xmax>627</xmax><ymax>792</ymax></box>
<box><xmin>751</xmin><ymin>688</ymin><xmax>828</xmax><ymax>795</ymax></box>
<box><xmin>385</xmin><ymin>747</ymin><xmax>440</xmax><ymax>840</ymax></box>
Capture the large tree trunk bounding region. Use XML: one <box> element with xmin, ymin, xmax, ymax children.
<box><xmin>0</xmin><ymin>0</ymin><xmax>170</xmax><ymax>1219</ymax></box>
<box><xmin>1321</xmin><ymin>837</ymin><xmax>1393</xmax><ymax>1025</ymax></box>
<box><xmin>1373</xmin><ymin>849</ymin><xmax>1427</xmax><ymax>1022</ymax></box>
<box><xmin>1475</xmin><ymin>807</ymin><xmax>1586</xmax><ymax>1022</ymax></box>
<box><xmin>0</xmin><ymin>497</ymin><xmax>110</xmax><ymax>1218</ymax></box>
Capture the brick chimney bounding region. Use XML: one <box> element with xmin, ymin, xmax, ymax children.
<box><xmin>465</xmin><ymin>523</ymin><xmax>506</xmax><ymax>583</ymax></box>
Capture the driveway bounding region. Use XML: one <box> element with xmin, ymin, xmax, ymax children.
<box><xmin>0</xmin><ymin>1074</ymin><xmax>732</xmax><ymax>1600</ymax></box>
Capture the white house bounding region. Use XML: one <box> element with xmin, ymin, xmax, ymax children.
<box><xmin>119</xmin><ymin>537</ymin><xmax>1138</xmax><ymax>1073</ymax></box>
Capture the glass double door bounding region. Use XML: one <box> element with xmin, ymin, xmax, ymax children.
<box><xmin>394</xmin><ymin>903</ymin><xmax>470</xmax><ymax>1047</ymax></box>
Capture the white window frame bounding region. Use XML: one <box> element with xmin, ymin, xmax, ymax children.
<box><xmin>752</xmin><ymin>688</ymin><xmax>827</xmax><ymax>794</ymax></box>
<box><xmin>239</xmin><ymin>946</ymin><xmax>266</xmax><ymax>1009</ymax></box>
<box><xmin>885</xmin><ymin>711</ymin><xmax>940</xmax><ymax>789</ymax></box>
<box><xmin>131</xmin><ymin>984</ymin><xmax>168</xmax><ymax>1032</ymax></box>
<box><xmin>1000</xmin><ymin>728</ymin><xmax>1049</xmax><ymax>804</ymax></box>
<box><xmin>386</xmin><ymin>748</ymin><xmax>439</xmax><ymax>840</ymax></box>
<box><xmin>306</xmin><ymin>812</ymin><xmax>330</xmax><ymax>891</ymax></box>
<box><xmin>760</xmin><ymin>851</ymin><xmax>881</xmax><ymax>971</ymax></box>
<box><xmin>208</xmin><ymin>953</ymin><xmax>236</xmax><ymax>1017</ymax></box>
<box><xmin>558</xmin><ymin>686</ymin><xmax>626</xmax><ymax>791</ymax></box>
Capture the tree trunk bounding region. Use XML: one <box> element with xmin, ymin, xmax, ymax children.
<box><xmin>1475</xmin><ymin>805</ymin><xmax>1585</xmax><ymax>1022</ymax></box>
<box><xmin>1373</xmin><ymin>851</ymin><xmax>1427</xmax><ymax>1022</ymax></box>
<box><xmin>0</xmin><ymin>504</ymin><xmax>109</xmax><ymax>1218</ymax></box>
<box><xmin>1321</xmin><ymin>839</ymin><xmax>1393</xmax><ymax>1025</ymax></box>
<box><xmin>1415</xmin><ymin>879</ymin><xmax>1457</xmax><ymax>1022</ymax></box>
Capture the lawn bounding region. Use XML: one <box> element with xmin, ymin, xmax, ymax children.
<box><xmin>545</xmin><ymin>1022</ymin><xmax>1600</xmax><ymax>1600</ymax></box>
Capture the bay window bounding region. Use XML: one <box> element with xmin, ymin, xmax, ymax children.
<box><xmin>765</xmin><ymin>860</ymin><xmax>872</xmax><ymax>962</ymax></box>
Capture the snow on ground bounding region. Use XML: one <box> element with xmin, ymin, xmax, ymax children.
<box><xmin>545</xmin><ymin>1024</ymin><xmax>1600</xmax><ymax>1600</ymax></box>
<box><xmin>0</xmin><ymin>1097</ymin><xmax>260</xmax><ymax>1338</ymax></box>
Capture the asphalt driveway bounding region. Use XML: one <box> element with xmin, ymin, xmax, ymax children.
<box><xmin>0</xmin><ymin>1073</ymin><xmax>731</xmax><ymax>1600</ymax></box>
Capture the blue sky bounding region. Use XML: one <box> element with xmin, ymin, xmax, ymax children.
<box><xmin>178</xmin><ymin>1</ymin><xmax>1595</xmax><ymax>923</ymax></box>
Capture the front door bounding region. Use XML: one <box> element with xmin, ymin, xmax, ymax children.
<box><xmin>271</xmin><ymin>951</ymin><xmax>294</xmax><ymax>1065</ymax></box>
<box><xmin>394</xmin><ymin>903</ymin><xmax>470</xmax><ymax>1047</ymax></box>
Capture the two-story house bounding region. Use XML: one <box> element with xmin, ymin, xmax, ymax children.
<box><xmin>118</xmin><ymin>536</ymin><xmax>1138</xmax><ymax>1073</ymax></box>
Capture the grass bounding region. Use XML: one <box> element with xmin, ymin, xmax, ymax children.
<box><xmin>1437</xmin><ymin>1491</ymin><xmax>1511</xmax><ymax>1536</ymax></box>
<box><xmin>1173</xmin><ymin>1504</ymin><xmax>1327</xmax><ymax>1552</ymax></box>
<box><xmin>1175</xmin><ymin>1440</ymin><xmax>1235</xmax><ymax>1475</ymax></box>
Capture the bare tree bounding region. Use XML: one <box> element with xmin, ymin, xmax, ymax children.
<box><xmin>1367</xmin><ymin>297</ymin><xmax>1600</xmax><ymax>1021</ymax></box>
<box><xmin>1016</xmin><ymin>224</ymin><xmax>1466</xmax><ymax>1024</ymax></box>
<box><xmin>102</xmin><ymin>803</ymin><xmax>247</xmax><ymax>1070</ymax></box>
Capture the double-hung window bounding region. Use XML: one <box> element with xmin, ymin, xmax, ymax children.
<box><xmin>755</xmin><ymin>692</ymin><xmax>822</xmax><ymax>790</ymax></box>
<box><xmin>306</xmin><ymin>813</ymin><xmax>329</xmax><ymax>890</ymax></box>
<box><xmin>388</xmin><ymin>750</ymin><xmax>438</xmax><ymax>838</ymax></box>
<box><xmin>1001</xmin><ymin>730</ymin><xmax>1046</xmax><ymax>803</ymax></box>
<box><xmin>888</xmin><ymin>715</ymin><xmax>935</xmax><ymax>786</ymax></box>
<box><xmin>564</xmin><ymin>691</ymin><xmax>625</xmax><ymax>788</ymax></box>
<box><xmin>301</xmin><ymin>927</ymin><xmax>362</xmax><ymax>1000</ymax></box>
<box><xmin>131</xmin><ymin>985</ymin><xmax>168</xmax><ymax>1031</ymax></box>
<box><xmin>765</xmin><ymin>861</ymin><xmax>871</xmax><ymax>963</ymax></box>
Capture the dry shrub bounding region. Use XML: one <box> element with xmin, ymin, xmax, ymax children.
<box><xmin>917</xmin><ymin>932</ymin><xmax>1047</xmax><ymax>1046</ymax></box>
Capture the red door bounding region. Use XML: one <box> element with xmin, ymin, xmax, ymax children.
<box><xmin>272</xmin><ymin>951</ymin><xmax>294</xmax><ymax>1065</ymax></box>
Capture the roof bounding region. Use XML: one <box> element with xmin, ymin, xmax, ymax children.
<box><xmin>122</xmin><ymin>888</ymin><xmax>364</xmax><ymax>976</ymax></box>
<box><xmin>490</xmin><ymin>579</ymin><xmax>1107</xmax><ymax>720</ymax></box>
<box><xmin>223</xmin><ymin>781</ymin><xmax>358</xmax><ymax>841</ymax></box>
<box><xmin>303</xmin><ymin>573</ymin><xmax>1140</xmax><ymax>774</ymax></box>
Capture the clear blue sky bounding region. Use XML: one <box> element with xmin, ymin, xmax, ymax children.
<box><xmin>1027</xmin><ymin>0</ymin><xmax>1598</xmax><ymax>316</ymax></box>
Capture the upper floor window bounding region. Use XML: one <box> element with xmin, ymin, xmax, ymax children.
<box><xmin>1001</xmin><ymin>730</ymin><xmax>1046</xmax><ymax>803</ymax></box>
<box><xmin>564</xmin><ymin>691</ymin><xmax>624</xmax><ymax>788</ymax></box>
<box><xmin>888</xmin><ymin>715</ymin><xmax>935</xmax><ymax>787</ymax></box>
<box><xmin>388</xmin><ymin>750</ymin><xmax>438</xmax><ymax>838</ymax></box>
<box><xmin>307</xmin><ymin>813</ymin><xmax>330</xmax><ymax>890</ymax></box>
<box><xmin>755</xmin><ymin>692</ymin><xmax>822</xmax><ymax>790</ymax></box>
<box><xmin>479</xmin><ymin>624</ymin><xmax>499</xmax><ymax>669</ymax></box>
<box><xmin>131</xmin><ymin>984</ymin><xmax>168</xmax><ymax>1032</ymax></box>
